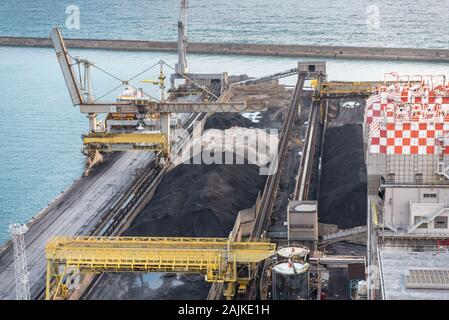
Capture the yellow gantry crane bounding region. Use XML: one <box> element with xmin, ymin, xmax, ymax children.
<box><xmin>45</xmin><ymin>236</ymin><xmax>275</xmax><ymax>300</ymax></box>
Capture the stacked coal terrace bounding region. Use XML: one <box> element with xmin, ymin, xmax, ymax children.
<box><xmin>319</xmin><ymin>98</ymin><xmax>368</xmax><ymax>229</ymax></box>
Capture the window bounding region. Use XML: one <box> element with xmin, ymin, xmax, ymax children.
<box><xmin>415</xmin><ymin>173</ymin><xmax>423</xmax><ymax>184</ymax></box>
<box><xmin>434</xmin><ymin>216</ymin><xmax>448</xmax><ymax>229</ymax></box>
<box><xmin>414</xmin><ymin>216</ymin><xmax>428</xmax><ymax>229</ymax></box>
<box><xmin>423</xmin><ymin>193</ymin><xmax>437</xmax><ymax>198</ymax></box>
<box><xmin>290</xmin><ymin>224</ymin><xmax>314</xmax><ymax>229</ymax></box>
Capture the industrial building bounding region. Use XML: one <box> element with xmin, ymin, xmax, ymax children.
<box><xmin>365</xmin><ymin>74</ymin><xmax>449</xmax><ymax>299</ymax></box>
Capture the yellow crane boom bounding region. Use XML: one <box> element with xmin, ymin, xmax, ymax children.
<box><xmin>45</xmin><ymin>236</ymin><xmax>275</xmax><ymax>300</ymax></box>
<box><xmin>320</xmin><ymin>81</ymin><xmax>379</xmax><ymax>96</ymax></box>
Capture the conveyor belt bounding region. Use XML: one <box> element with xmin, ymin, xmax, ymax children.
<box><xmin>251</xmin><ymin>73</ymin><xmax>305</xmax><ymax>239</ymax></box>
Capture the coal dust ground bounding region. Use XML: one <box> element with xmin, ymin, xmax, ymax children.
<box><xmin>319</xmin><ymin>98</ymin><xmax>367</xmax><ymax>229</ymax></box>
<box><xmin>87</xmin><ymin>114</ymin><xmax>271</xmax><ymax>300</ymax></box>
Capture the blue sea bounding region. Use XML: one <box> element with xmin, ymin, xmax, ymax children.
<box><xmin>1</xmin><ymin>0</ymin><xmax>449</xmax><ymax>242</ymax></box>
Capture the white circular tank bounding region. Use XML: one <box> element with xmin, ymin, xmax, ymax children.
<box><xmin>272</xmin><ymin>262</ymin><xmax>309</xmax><ymax>300</ymax></box>
<box><xmin>273</xmin><ymin>261</ymin><xmax>309</xmax><ymax>275</ymax></box>
<box><xmin>277</xmin><ymin>246</ymin><xmax>309</xmax><ymax>261</ymax></box>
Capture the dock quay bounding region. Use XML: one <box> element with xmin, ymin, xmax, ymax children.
<box><xmin>2</xmin><ymin>36</ymin><xmax>449</xmax><ymax>62</ymax></box>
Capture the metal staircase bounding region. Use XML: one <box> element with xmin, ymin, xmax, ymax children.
<box><xmin>382</xmin><ymin>222</ymin><xmax>398</xmax><ymax>233</ymax></box>
<box><xmin>407</xmin><ymin>204</ymin><xmax>449</xmax><ymax>233</ymax></box>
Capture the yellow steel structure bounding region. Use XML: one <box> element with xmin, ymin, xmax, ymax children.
<box><xmin>45</xmin><ymin>236</ymin><xmax>275</xmax><ymax>300</ymax></box>
<box><xmin>107</xmin><ymin>113</ymin><xmax>137</xmax><ymax>120</ymax></box>
<box><xmin>83</xmin><ymin>132</ymin><xmax>166</xmax><ymax>144</ymax></box>
<box><xmin>320</xmin><ymin>81</ymin><xmax>379</xmax><ymax>96</ymax></box>
<box><xmin>371</xmin><ymin>199</ymin><xmax>378</xmax><ymax>226</ymax></box>
<box><xmin>83</xmin><ymin>132</ymin><xmax>168</xmax><ymax>153</ymax></box>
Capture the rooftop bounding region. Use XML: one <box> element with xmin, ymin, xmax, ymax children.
<box><xmin>379</xmin><ymin>247</ymin><xmax>449</xmax><ymax>300</ymax></box>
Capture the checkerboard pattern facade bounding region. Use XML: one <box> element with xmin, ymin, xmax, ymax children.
<box><xmin>365</xmin><ymin>92</ymin><xmax>449</xmax><ymax>155</ymax></box>
<box><xmin>369</xmin><ymin>122</ymin><xmax>449</xmax><ymax>155</ymax></box>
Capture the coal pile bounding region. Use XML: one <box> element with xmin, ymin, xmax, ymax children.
<box><xmin>127</xmin><ymin>112</ymin><xmax>267</xmax><ymax>237</ymax></box>
<box><xmin>125</xmin><ymin>157</ymin><xmax>266</xmax><ymax>237</ymax></box>
<box><xmin>319</xmin><ymin>124</ymin><xmax>367</xmax><ymax>228</ymax></box>
<box><xmin>91</xmin><ymin>273</ymin><xmax>209</xmax><ymax>300</ymax></box>
<box><xmin>204</xmin><ymin>113</ymin><xmax>254</xmax><ymax>130</ymax></box>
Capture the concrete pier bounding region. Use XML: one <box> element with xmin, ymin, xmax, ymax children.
<box><xmin>1</xmin><ymin>36</ymin><xmax>449</xmax><ymax>62</ymax></box>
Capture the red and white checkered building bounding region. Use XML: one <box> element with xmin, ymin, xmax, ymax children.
<box><xmin>366</xmin><ymin>75</ymin><xmax>449</xmax><ymax>156</ymax></box>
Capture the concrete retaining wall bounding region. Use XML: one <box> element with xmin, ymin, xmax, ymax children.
<box><xmin>2</xmin><ymin>36</ymin><xmax>449</xmax><ymax>62</ymax></box>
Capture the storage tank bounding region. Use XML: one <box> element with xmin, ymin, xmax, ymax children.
<box><xmin>272</xmin><ymin>261</ymin><xmax>309</xmax><ymax>300</ymax></box>
<box><xmin>277</xmin><ymin>246</ymin><xmax>309</xmax><ymax>262</ymax></box>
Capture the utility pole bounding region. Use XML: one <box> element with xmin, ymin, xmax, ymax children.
<box><xmin>9</xmin><ymin>223</ymin><xmax>31</xmax><ymax>300</ymax></box>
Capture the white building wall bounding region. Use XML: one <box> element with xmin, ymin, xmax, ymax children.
<box><xmin>383</xmin><ymin>187</ymin><xmax>449</xmax><ymax>234</ymax></box>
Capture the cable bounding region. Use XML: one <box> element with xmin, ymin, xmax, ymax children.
<box><xmin>93</xmin><ymin>83</ymin><xmax>124</xmax><ymax>102</ymax></box>
<box><xmin>127</xmin><ymin>82</ymin><xmax>160</xmax><ymax>102</ymax></box>
<box><xmin>128</xmin><ymin>61</ymin><xmax>161</xmax><ymax>82</ymax></box>
<box><xmin>162</xmin><ymin>60</ymin><xmax>268</xmax><ymax>112</ymax></box>
<box><xmin>67</xmin><ymin>52</ymin><xmax>122</xmax><ymax>83</ymax></box>
<box><xmin>91</xmin><ymin>64</ymin><xmax>123</xmax><ymax>83</ymax></box>
<box><xmin>162</xmin><ymin>61</ymin><xmax>219</xmax><ymax>100</ymax></box>
<box><xmin>68</xmin><ymin>52</ymin><xmax>162</xmax><ymax>102</ymax></box>
<box><xmin>66</xmin><ymin>54</ymin><xmax>264</xmax><ymax>109</ymax></box>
